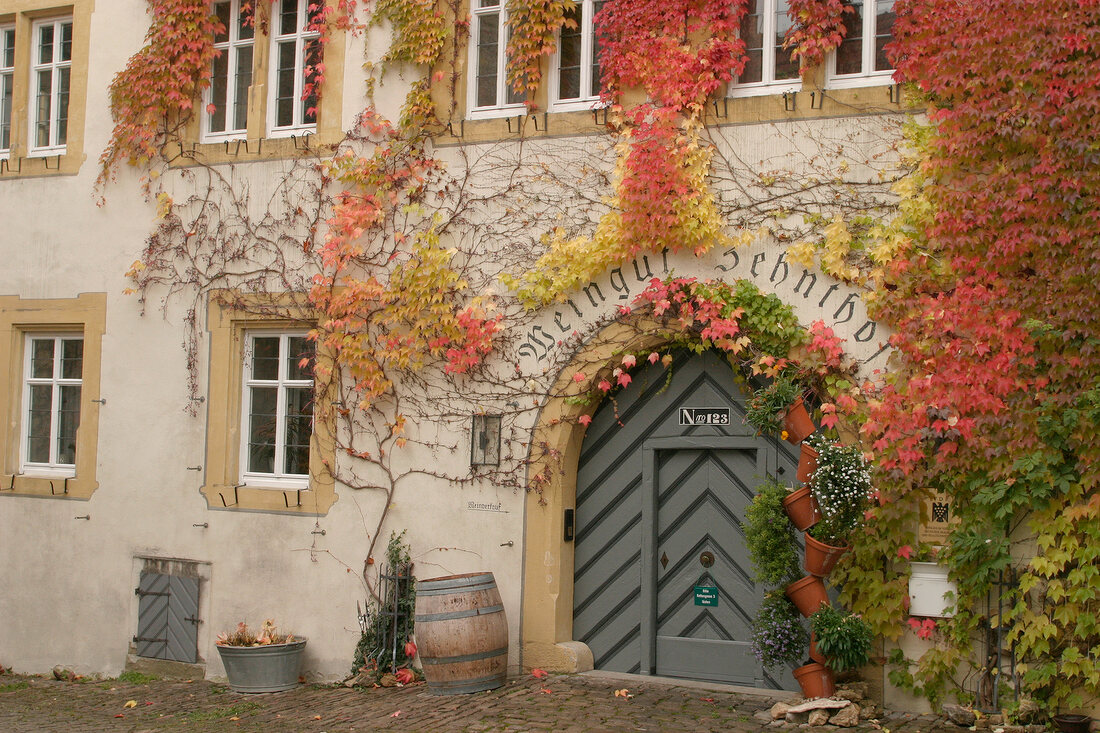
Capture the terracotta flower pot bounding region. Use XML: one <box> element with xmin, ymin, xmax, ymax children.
<box><xmin>804</xmin><ymin>532</ymin><xmax>849</xmax><ymax>577</ymax></box>
<box><xmin>782</xmin><ymin>397</ymin><xmax>816</xmax><ymax>445</ymax></box>
<box><xmin>792</xmin><ymin>661</ymin><xmax>835</xmax><ymax>699</ymax></box>
<box><xmin>796</xmin><ymin>442</ymin><xmax>819</xmax><ymax>484</ymax></box>
<box><xmin>781</xmin><ymin>486</ymin><xmax>821</xmax><ymax>531</ymax></box>
<box><xmin>785</xmin><ymin>574</ymin><xmax>829</xmax><ymax>618</ymax></box>
<box><xmin>808</xmin><ymin>632</ymin><xmax>826</xmax><ymax>664</ymax></box>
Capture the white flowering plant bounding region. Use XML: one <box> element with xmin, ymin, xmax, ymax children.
<box><xmin>806</xmin><ymin>433</ymin><xmax>873</xmax><ymax>547</ymax></box>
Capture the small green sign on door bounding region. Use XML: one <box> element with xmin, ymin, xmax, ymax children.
<box><xmin>694</xmin><ymin>585</ymin><xmax>719</xmax><ymax>607</ymax></box>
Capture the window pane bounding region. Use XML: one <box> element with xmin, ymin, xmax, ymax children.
<box><xmin>214</xmin><ymin>1</ymin><xmax>231</xmax><ymax>43</ymax></box>
<box><xmin>835</xmin><ymin>0</ymin><xmax>864</xmax><ymax>75</ymax></box>
<box><xmin>591</xmin><ymin>1</ymin><xmax>606</xmax><ymax>97</ymax></box>
<box><xmin>302</xmin><ymin>38</ymin><xmax>321</xmax><ymax>124</ymax></box>
<box><xmin>210</xmin><ymin>52</ymin><xmax>229</xmax><ymax>132</ymax></box>
<box><xmin>61</xmin><ymin>339</ymin><xmax>83</xmax><ymax>379</ymax></box>
<box><xmin>280</xmin><ymin>0</ymin><xmax>300</xmax><ymax>35</ymax></box>
<box><xmin>476</xmin><ymin>14</ymin><xmax>499</xmax><ymax>107</ymax></box>
<box><xmin>739</xmin><ymin>1</ymin><xmax>763</xmax><ymax>84</ymax></box>
<box><xmin>1</xmin><ymin>71</ymin><xmax>10</xmax><ymax>150</ymax></box>
<box><xmin>27</xmin><ymin>385</ymin><xmax>53</xmax><ymax>463</ymax></box>
<box><xmin>31</xmin><ymin>339</ymin><xmax>55</xmax><ymax>378</ymax></box>
<box><xmin>276</xmin><ymin>41</ymin><xmax>296</xmax><ymax>126</ymax></box>
<box><xmin>286</xmin><ymin>336</ymin><xmax>313</xmax><ymax>380</ymax></box>
<box><xmin>247</xmin><ymin>386</ymin><xmax>278</xmax><ymax>473</ymax></box>
<box><xmin>557</xmin><ymin>6</ymin><xmax>582</xmax><ymax>100</ymax></box>
<box><xmin>775</xmin><ymin>0</ymin><xmax>798</xmax><ymax>80</ymax></box>
<box><xmin>874</xmin><ymin>0</ymin><xmax>895</xmax><ymax>71</ymax></box>
<box><xmin>251</xmin><ymin>336</ymin><xmax>280</xmax><ymax>380</ymax></box>
<box><xmin>38</xmin><ymin>24</ymin><xmax>54</xmax><ymax>65</ymax></box>
<box><xmin>2</xmin><ymin>28</ymin><xmax>13</xmax><ymax>67</ymax></box>
<box><xmin>283</xmin><ymin>387</ymin><xmax>312</xmax><ymax>474</ymax></box>
<box><xmin>57</xmin><ymin>385</ymin><xmax>80</xmax><ymax>464</ymax></box>
<box><xmin>36</xmin><ymin>70</ymin><xmax>52</xmax><ymax>147</ymax></box>
<box><xmin>57</xmin><ymin>66</ymin><xmax>69</xmax><ymax>145</ymax></box>
<box><xmin>238</xmin><ymin>4</ymin><xmax>255</xmax><ymax>40</ymax></box>
<box><xmin>60</xmin><ymin>22</ymin><xmax>72</xmax><ymax>62</ymax></box>
<box><xmin>234</xmin><ymin>46</ymin><xmax>253</xmax><ymax>130</ymax></box>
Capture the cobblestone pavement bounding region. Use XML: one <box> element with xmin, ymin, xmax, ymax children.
<box><xmin>0</xmin><ymin>669</ymin><xmax>960</xmax><ymax>733</ymax></box>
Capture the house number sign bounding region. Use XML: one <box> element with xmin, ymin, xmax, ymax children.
<box><xmin>678</xmin><ymin>408</ymin><xmax>731</xmax><ymax>426</ymax></box>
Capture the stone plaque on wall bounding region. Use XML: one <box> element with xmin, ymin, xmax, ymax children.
<box><xmin>918</xmin><ymin>490</ymin><xmax>960</xmax><ymax>545</ymax></box>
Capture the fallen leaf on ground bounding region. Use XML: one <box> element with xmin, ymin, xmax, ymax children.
<box><xmin>391</xmin><ymin>710</ymin><xmax>402</xmax><ymax>718</ymax></box>
<box><xmin>145</xmin><ymin>702</ymin><xmax>153</xmax><ymax>706</ymax></box>
<box><xmin>531</xmin><ymin>668</ymin><xmax>548</xmax><ymax>679</ymax></box>
<box><xmin>540</xmin><ymin>688</ymin><xmax>552</xmax><ymax>694</ymax></box>
<box><xmin>614</xmin><ymin>688</ymin><xmax>633</xmax><ymax>698</ymax></box>
<box><xmin>124</xmin><ymin>700</ymin><xmax>137</xmax><ymax>708</ymax></box>
<box><xmin>229</xmin><ymin>716</ymin><xmax>240</xmax><ymax>721</ymax></box>
<box><xmin>114</xmin><ymin>714</ymin><xmax>124</xmax><ymax>718</ymax></box>
<box><xmin>700</xmin><ymin>697</ymin><xmax>715</xmax><ymax>703</ymax></box>
<box><xmin>313</xmin><ymin>715</ymin><xmax>322</xmax><ymax>720</ymax></box>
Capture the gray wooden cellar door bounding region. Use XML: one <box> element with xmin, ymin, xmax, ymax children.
<box><xmin>573</xmin><ymin>350</ymin><xmax>799</xmax><ymax>690</ymax></box>
<box><xmin>135</xmin><ymin>571</ymin><xmax>200</xmax><ymax>663</ymax></box>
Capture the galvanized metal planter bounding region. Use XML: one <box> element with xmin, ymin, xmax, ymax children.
<box><xmin>216</xmin><ymin>639</ymin><xmax>306</xmax><ymax>693</ymax></box>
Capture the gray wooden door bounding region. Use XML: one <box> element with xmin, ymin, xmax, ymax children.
<box><xmin>572</xmin><ymin>350</ymin><xmax>798</xmax><ymax>689</ymax></box>
<box><xmin>135</xmin><ymin>571</ymin><xmax>200</xmax><ymax>663</ymax></box>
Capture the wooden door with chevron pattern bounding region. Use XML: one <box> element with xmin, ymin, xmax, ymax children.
<box><xmin>572</xmin><ymin>349</ymin><xmax>799</xmax><ymax>690</ymax></box>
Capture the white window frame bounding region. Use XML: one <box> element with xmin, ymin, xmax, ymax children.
<box><xmin>730</xmin><ymin>0</ymin><xmax>801</xmax><ymax>98</ymax></box>
<box><xmin>549</xmin><ymin>0</ymin><xmax>604</xmax><ymax>112</ymax></box>
<box><xmin>202</xmin><ymin>0</ymin><xmax>254</xmax><ymax>142</ymax></box>
<box><xmin>825</xmin><ymin>0</ymin><xmax>895</xmax><ymax>89</ymax></box>
<box><xmin>467</xmin><ymin>0</ymin><xmax>525</xmax><ymax>119</ymax></box>
<box><xmin>1</xmin><ymin>24</ymin><xmax>14</xmax><ymax>158</ymax></box>
<box><xmin>266</xmin><ymin>0</ymin><xmax>321</xmax><ymax>137</ymax></box>
<box><xmin>28</xmin><ymin>16</ymin><xmax>71</xmax><ymax>156</ymax></box>
<box><xmin>239</xmin><ymin>331</ymin><xmax>314</xmax><ymax>488</ymax></box>
<box><xmin>20</xmin><ymin>333</ymin><xmax>82</xmax><ymax>476</ymax></box>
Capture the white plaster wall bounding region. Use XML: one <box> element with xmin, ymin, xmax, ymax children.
<box><xmin>0</xmin><ymin>0</ymin><xmax>905</xmax><ymax>693</ymax></box>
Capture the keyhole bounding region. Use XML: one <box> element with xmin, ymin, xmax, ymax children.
<box><xmin>660</xmin><ymin>552</ymin><xmax>668</xmax><ymax>569</ymax></box>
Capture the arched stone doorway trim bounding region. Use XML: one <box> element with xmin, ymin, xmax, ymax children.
<box><xmin>520</xmin><ymin>317</ymin><xmax>700</xmax><ymax>672</ymax></box>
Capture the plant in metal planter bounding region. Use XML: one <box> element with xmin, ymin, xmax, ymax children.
<box><xmin>750</xmin><ymin>591</ymin><xmax>808</xmax><ymax>670</ymax></box>
<box><xmin>809</xmin><ymin>604</ymin><xmax>874</xmax><ymax>673</ymax></box>
<box><xmin>215</xmin><ymin>620</ymin><xmax>306</xmax><ymax>693</ymax></box>
<box><xmin>351</xmin><ymin>531</ymin><xmax>417</xmax><ymax>686</ymax></box>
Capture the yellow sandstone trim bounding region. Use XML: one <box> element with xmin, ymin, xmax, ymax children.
<box><xmin>0</xmin><ymin>292</ymin><xmax>106</xmax><ymax>499</ymax></box>
<box><xmin>202</xmin><ymin>290</ymin><xmax>337</xmax><ymax>514</ymax></box>
<box><xmin>0</xmin><ymin>0</ymin><xmax>93</xmax><ymax>178</ymax></box>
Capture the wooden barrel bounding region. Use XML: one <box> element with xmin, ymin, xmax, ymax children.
<box><xmin>414</xmin><ymin>572</ymin><xmax>508</xmax><ymax>695</ymax></box>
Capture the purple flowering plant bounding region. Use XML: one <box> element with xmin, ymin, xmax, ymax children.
<box><xmin>750</xmin><ymin>591</ymin><xmax>808</xmax><ymax>670</ymax></box>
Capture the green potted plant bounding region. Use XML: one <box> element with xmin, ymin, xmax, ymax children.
<box><xmin>744</xmin><ymin>371</ymin><xmax>814</xmax><ymax>443</ymax></box>
<box><xmin>216</xmin><ymin>620</ymin><xmax>306</xmax><ymax>693</ymax></box>
<box><xmin>750</xmin><ymin>591</ymin><xmax>808</xmax><ymax>671</ymax></box>
<box><xmin>804</xmin><ymin>434</ymin><xmax>873</xmax><ymax>575</ymax></box>
<box><xmin>809</xmin><ymin>604</ymin><xmax>874</xmax><ymax>673</ymax></box>
<box><xmin>745</xmin><ymin>477</ymin><xmax>802</xmax><ymax>587</ymax></box>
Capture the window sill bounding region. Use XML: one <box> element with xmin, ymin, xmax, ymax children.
<box><xmin>1</xmin><ymin>473</ymin><xmax>97</xmax><ymax>499</ymax></box>
<box><xmin>0</xmin><ymin>151</ymin><xmax>81</xmax><ymax>177</ymax></box>
<box><xmin>201</xmin><ymin>482</ymin><xmax>334</xmax><ymax>515</ymax></box>
<box><xmin>165</xmin><ymin>131</ymin><xmax>343</xmax><ymax>167</ymax></box>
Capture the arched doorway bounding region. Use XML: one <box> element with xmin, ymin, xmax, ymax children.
<box><xmin>570</xmin><ymin>349</ymin><xmax>799</xmax><ymax>689</ymax></box>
